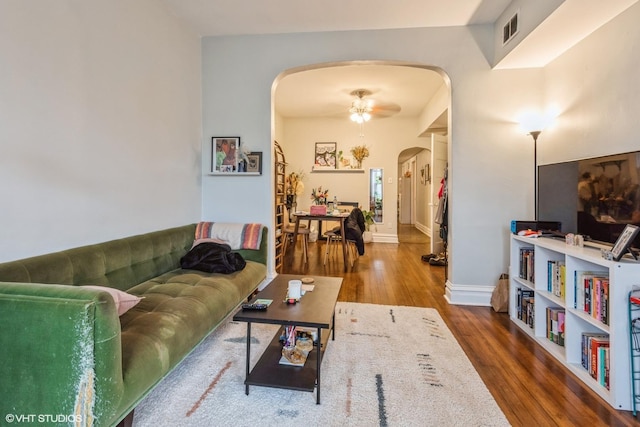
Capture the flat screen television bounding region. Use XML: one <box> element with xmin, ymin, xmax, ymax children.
<box><xmin>538</xmin><ymin>151</ymin><xmax>640</xmax><ymax>249</ymax></box>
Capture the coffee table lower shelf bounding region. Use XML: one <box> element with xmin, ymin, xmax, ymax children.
<box><xmin>244</xmin><ymin>325</ymin><xmax>331</xmax><ymax>403</ymax></box>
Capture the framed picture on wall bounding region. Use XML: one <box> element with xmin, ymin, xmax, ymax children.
<box><xmin>211</xmin><ymin>137</ymin><xmax>240</xmax><ymax>173</ymax></box>
<box><xmin>246</xmin><ymin>152</ymin><xmax>262</xmax><ymax>174</ymax></box>
<box><xmin>314</xmin><ymin>142</ymin><xmax>337</xmax><ymax>170</ymax></box>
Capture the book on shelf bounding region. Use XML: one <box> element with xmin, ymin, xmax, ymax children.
<box><xmin>581</xmin><ymin>332</ymin><xmax>610</xmax><ymax>389</ymax></box>
<box><xmin>547</xmin><ymin>260</ymin><xmax>566</xmax><ymax>299</ymax></box>
<box><xmin>519</xmin><ymin>248</ymin><xmax>535</xmax><ymax>282</ymax></box>
<box><xmin>517</xmin><ymin>288</ymin><xmax>535</xmax><ymax>326</ymax></box>
<box><xmin>574</xmin><ymin>271</ymin><xmax>609</xmax><ymax>325</ymax></box>
<box><xmin>558</xmin><ymin>311</ymin><xmax>565</xmax><ymax>346</ymax></box>
<box><xmin>546</xmin><ymin>307</ymin><xmax>565</xmax><ymax>346</ymax></box>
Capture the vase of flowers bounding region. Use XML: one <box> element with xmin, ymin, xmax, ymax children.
<box><xmin>351</xmin><ymin>145</ymin><xmax>370</xmax><ymax>169</ymax></box>
<box><xmin>310</xmin><ymin>186</ymin><xmax>329</xmax><ymax>205</ymax></box>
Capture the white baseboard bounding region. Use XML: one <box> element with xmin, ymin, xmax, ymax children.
<box><xmin>414</xmin><ymin>222</ymin><xmax>431</xmax><ymax>237</ymax></box>
<box><xmin>444</xmin><ymin>280</ymin><xmax>494</xmax><ymax>306</ymax></box>
<box><xmin>371</xmin><ymin>233</ymin><xmax>399</xmax><ymax>243</ymax></box>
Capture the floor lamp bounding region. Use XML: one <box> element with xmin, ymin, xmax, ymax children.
<box><xmin>519</xmin><ymin>108</ymin><xmax>555</xmax><ymax>221</ymax></box>
<box><xmin>528</xmin><ymin>130</ymin><xmax>541</xmax><ymax>221</ymax></box>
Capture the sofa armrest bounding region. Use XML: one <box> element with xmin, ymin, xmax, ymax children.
<box><xmin>0</xmin><ymin>282</ymin><xmax>124</xmax><ymax>427</ymax></box>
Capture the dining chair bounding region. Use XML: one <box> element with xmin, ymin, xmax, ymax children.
<box><xmin>282</xmin><ymin>208</ymin><xmax>309</xmax><ymax>264</ymax></box>
<box><xmin>323</xmin><ymin>227</ymin><xmax>359</xmax><ymax>266</ymax></box>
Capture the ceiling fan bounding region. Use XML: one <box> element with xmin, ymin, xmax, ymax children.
<box><xmin>345</xmin><ymin>89</ymin><xmax>401</xmax><ymax>137</ymax></box>
<box><xmin>347</xmin><ymin>89</ymin><xmax>401</xmax><ymax>120</ymax></box>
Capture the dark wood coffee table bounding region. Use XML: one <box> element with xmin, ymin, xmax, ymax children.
<box><xmin>232</xmin><ymin>274</ymin><xmax>342</xmax><ymax>404</ymax></box>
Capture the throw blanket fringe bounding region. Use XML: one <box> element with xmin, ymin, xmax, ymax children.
<box><xmin>195</xmin><ymin>222</ymin><xmax>263</xmax><ymax>250</ymax></box>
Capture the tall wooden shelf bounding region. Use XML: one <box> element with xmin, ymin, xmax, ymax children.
<box><xmin>274</xmin><ymin>141</ymin><xmax>286</xmax><ymax>273</ymax></box>
<box><xmin>509</xmin><ymin>234</ymin><xmax>638</xmax><ymax>410</ymax></box>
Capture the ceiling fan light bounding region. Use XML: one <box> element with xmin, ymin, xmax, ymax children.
<box><xmin>362</xmin><ymin>112</ymin><xmax>371</xmax><ymax>122</ymax></box>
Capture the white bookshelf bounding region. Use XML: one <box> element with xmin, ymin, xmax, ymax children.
<box><xmin>509</xmin><ymin>234</ymin><xmax>638</xmax><ymax>410</ymax></box>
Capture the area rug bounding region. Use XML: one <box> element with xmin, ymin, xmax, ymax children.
<box><xmin>132</xmin><ymin>302</ymin><xmax>510</xmax><ymax>426</ymax></box>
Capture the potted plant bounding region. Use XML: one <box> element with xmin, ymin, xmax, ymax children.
<box><xmin>361</xmin><ymin>210</ymin><xmax>376</xmax><ymax>243</ymax></box>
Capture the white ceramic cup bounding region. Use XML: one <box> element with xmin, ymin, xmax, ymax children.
<box><xmin>288</xmin><ymin>279</ymin><xmax>302</xmax><ymax>299</ymax></box>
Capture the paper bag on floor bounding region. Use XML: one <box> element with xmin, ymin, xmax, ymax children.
<box><xmin>490</xmin><ymin>273</ymin><xmax>509</xmax><ymax>313</ymax></box>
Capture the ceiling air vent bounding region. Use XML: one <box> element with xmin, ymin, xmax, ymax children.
<box><xmin>502</xmin><ymin>12</ymin><xmax>519</xmax><ymax>45</ymax></box>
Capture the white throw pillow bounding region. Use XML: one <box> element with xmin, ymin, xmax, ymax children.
<box><xmin>82</xmin><ymin>285</ymin><xmax>142</xmax><ymax>316</ymax></box>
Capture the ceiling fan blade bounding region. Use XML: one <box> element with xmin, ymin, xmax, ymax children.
<box><xmin>370</xmin><ymin>101</ymin><xmax>401</xmax><ymax>118</ymax></box>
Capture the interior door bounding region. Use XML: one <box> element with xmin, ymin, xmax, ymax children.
<box><xmin>400</xmin><ymin>173</ymin><xmax>412</xmax><ymax>224</ymax></box>
<box><xmin>430</xmin><ymin>134</ymin><xmax>448</xmax><ymax>254</ymax></box>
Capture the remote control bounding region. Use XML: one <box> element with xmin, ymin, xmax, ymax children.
<box><xmin>242</xmin><ymin>303</ymin><xmax>268</xmax><ymax>311</ymax></box>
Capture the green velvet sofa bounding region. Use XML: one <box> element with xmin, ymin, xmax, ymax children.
<box><xmin>0</xmin><ymin>224</ymin><xmax>268</xmax><ymax>427</ymax></box>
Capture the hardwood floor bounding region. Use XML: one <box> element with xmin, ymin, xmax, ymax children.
<box><xmin>281</xmin><ymin>225</ymin><xmax>639</xmax><ymax>426</ymax></box>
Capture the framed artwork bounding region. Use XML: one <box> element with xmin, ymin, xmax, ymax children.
<box><xmin>211</xmin><ymin>137</ymin><xmax>240</xmax><ymax>173</ymax></box>
<box><xmin>314</xmin><ymin>142</ymin><xmax>337</xmax><ymax>170</ymax></box>
<box><xmin>420</xmin><ymin>164</ymin><xmax>431</xmax><ymax>185</ymax></box>
<box><xmin>246</xmin><ymin>152</ymin><xmax>262</xmax><ymax>173</ymax></box>
<box><xmin>611</xmin><ymin>224</ymin><xmax>640</xmax><ymax>261</ymax></box>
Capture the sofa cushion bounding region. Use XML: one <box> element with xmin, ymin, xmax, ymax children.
<box><xmin>115</xmin><ymin>260</ymin><xmax>266</xmax><ymax>403</ymax></box>
<box><xmin>81</xmin><ymin>285</ymin><xmax>142</xmax><ymax>315</ymax></box>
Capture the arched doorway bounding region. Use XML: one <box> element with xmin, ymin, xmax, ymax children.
<box><xmin>397</xmin><ymin>133</ymin><xmax>448</xmax><ymax>253</ymax></box>
<box><xmin>272</xmin><ymin>61</ymin><xmax>450</xmax><ymax>246</ymax></box>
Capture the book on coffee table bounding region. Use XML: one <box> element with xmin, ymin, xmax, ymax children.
<box><xmin>279</xmin><ymin>347</ymin><xmax>311</xmax><ymax>366</ymax></box>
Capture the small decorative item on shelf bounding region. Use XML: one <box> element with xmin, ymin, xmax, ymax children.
<box><xmin>310</xmin><ymin>186</ymin><xmax>329</xmax><ymax>205</ymax></box>
<box><xmin>286</xmin><ymin>170</ymin><xmax>305</xmax><ymax>211</ymax></box>
<box><xmin>286</xmin><ymin>170</ymin><xmax>305</xmax><ymax>197</ymax></box>
<box><xmin>350</xmin><ymin>145</ymin><xmax>369</xmax><ymax>169</ymax></box>
<box><xmin>280</xmin><ymin>325</ymin><xmax>309</xmax><ymax>366</ymax></box>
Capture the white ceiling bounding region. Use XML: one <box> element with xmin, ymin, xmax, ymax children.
<box><xmin>274</xmin><ymin>64</ymin><xmax>445</xmax><ymax>120</ymax></box>
<box><xmin>160</xmin><ymin>0</ymin><xmax>512</xmax><ymax>37</ymax></box>
<box><xmin>159</xmin><ymin>0</ymin><xmax>638</xmax><ymax>134</ymax></box>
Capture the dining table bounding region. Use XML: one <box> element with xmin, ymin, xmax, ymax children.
<box><xmin>292</xmin><ymin>211</ymin><xmax>350</xmax><ymax>271</ymax></box>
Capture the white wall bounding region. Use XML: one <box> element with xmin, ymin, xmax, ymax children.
<box><xmin>542</xmin><ymin>2</ymin><xmax>640</xmax><ymax>165</ymax></box>
<box><xmin>278</xmin><ymin>116</ymin><xmax>427</xmax><ymax>239</ymax></box>
<box><xmin>415</xmin><ymin>148</ymin><xmax>432</xmax><ymax>234</ymax></box>
<box><xmin>202</xmin><ymin>27</ymin><xmax>540</xmax><ymax>302</ymax></box>
<box><xmin>0</xmin><ymin>1</ymin><xmax>203</xmax><ymax>262</ymax></box>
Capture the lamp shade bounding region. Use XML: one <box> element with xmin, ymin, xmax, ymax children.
<box><xmin>517</xmin><ymin>107</ymin><xmax>558</xmax><ymax>135</ymax></box>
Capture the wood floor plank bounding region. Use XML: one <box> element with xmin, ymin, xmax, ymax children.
<box><xmin>281</xmin><ymin>225</ymin><xmax>639</xmax><ymax>426</ymax></box>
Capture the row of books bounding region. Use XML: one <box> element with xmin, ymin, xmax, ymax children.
<box><xmin>574</xmin><ymin>271</ymin><xmax>610</xmax><ymax>325</ymax></box>
<box><xmin>516</xmin><ymin>288</ymin><xmax>534</xmax><ymax>329</ymax></box>
<box><xmin>547</xmin><ymin>260</ymin><xmax>566</xmax><ymax>299</ymax></box>
<box><xmin>582</xmin><ymin>332</ymin><xmax>610</xmax><ymax>390</ymax></box>
<box><xmin>546</xmin><ymin>307</ymin><xmax>565</xmax><ymax>346</ymax></box>
<box><xmin>518</xmin><ymin>248</ymin><xmax>535</xmax><ymax>282</ymax></box>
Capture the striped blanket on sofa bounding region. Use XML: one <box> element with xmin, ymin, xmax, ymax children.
<box><xmin>194</xmin><ymin>222</ymin><xmax>264</xmax><ymax>250</ymax></box>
